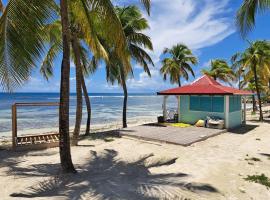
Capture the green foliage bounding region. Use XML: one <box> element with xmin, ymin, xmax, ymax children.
<box><xmin>160</xmin><ymin>43</ymin><xmax>197</xmax><ymax>86</ymax></box>
<box><xmin>0</xmin><ymin>0</ymin><xmax>57</xmax><ymax>91</ymax></box>
<box><xmin>202</xmin><ymin>59</ymin><xmax>235</xmax><ymax>83</ymax></box>
<box><xmin>106</xmin><ymin>5</ymin><xmax>154</xmax><ymax>85</ymax></box>
<box><xmin>245</xmin><ymin>174</ymin><xmax>270</xmax><ymax>189</ymax></box>
<box><xmin>237</xmin><ymin>0</ymin><xmax>270</xmax><ymax>37</ymax></box>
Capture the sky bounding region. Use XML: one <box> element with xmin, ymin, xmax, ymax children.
<box><xmin>5</xmin><ymin>0</ymin><xmax>270</xmax><ymax>93</ymax></box>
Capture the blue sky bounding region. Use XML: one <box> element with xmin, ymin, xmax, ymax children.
<box><xmin>5</xmin><ymin>0</ymin><xmax>270</xmax><ymax>93</ymax></box>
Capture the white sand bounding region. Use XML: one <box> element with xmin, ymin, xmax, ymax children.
<box><xmin>1</xmin><ymin>119</ymin><xmax>270</xmax><ymax>199</ymax></box>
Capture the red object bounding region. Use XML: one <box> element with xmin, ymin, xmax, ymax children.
<box><xmin>157</xmin><ymin>75</ymin><xmax>253</xmax><ymax>95</ymax></box>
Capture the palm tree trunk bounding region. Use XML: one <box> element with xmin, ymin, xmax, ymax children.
<box><xmin>252</xmin><ymin>65</ymin><xmax>263</xmax><ymax>121</ymax></box>
<box><xmin>252</xmin><ymin>91</ymin><xmax>256</xmax><ymax>112</ymax></box>
<box><xmin>178</xmin><ymin>77</ymin><xmax>181</xmax><ymax>87</ymax></box>
<box><xmin>120</xmin><ymin>66</ymin><xmax>127</xmax><ymax>128</ymax></box>
<box><xmin>82</xmin><ymin>75</ymin><xmax>91</xmax><ymax>136</ymax></box>
<box><xmin>71</xmin><ymin>36</ymin><xmax>83</xmax><ymax>146</ymax></box>
<box><xmin>59</xmin><ymin>0</ymin><xmax>76</xmax><ymax>173</ymax></box>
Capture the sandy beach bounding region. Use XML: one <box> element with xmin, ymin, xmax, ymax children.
<box><xmin>0</xmin><ymin>118</ymin><xmax>270</xmax><ymax>199</ymax></box>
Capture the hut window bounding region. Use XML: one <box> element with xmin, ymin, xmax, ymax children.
<box><xmin>190</xmin><ymin>96</ymin><xmax>200</xmax><ymax>111</ymax></box>
<box><xmin>212</xmin><ymin>97</ymin><xmax>224</xmax><ymax>112</ymax></box>
<box><xmin>190</xmin><ymin>96</ymin><xmax>224</xmax><ymax>113</ymax></box>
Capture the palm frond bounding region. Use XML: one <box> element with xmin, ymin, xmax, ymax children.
<box><xmin>140</xmin><ymin>0</ymin><xmax>151</xmax><ymax>15</ymax></box>
<box><xmin>40</xmin><ymin>40</ymin><xmax>62</xmax><ymax>80</ymax></box>
<box><xmin>0</xmin><ymin>0</ymin><xmax>56</xmax><ymax>91</ymax></box>
<box><xmin>0</xmin><ymin>0</ymin><xmax>4</xmax><ymax>13</ymax></box>
<box><xmin>236</xmin><ymin>0</ymin><xmax>270</xmax><ymax>37</ymax></box>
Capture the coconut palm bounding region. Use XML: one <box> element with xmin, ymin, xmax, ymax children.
<box><xmin>0</xmin><ymin>1</ymin><xmax>3</xmax><ymax>13</ymax></box>
<box><xmin>237</xmin><ymin>41</ymin><xmax>270</xmax><ymax>121</ymax></box>
<box><xmin>160</xmin><ymin>44</ymin><xmax>197</xmax><ymax>87</ymax></box>
<box><xmin>40</xmin><ymin>19</ymin><xmax>97</xmax><ymax>142</ymax></box>
<box><xmin>0</xmin><ymin>0</ymin><xmax>151</xmax><ymax>173</ymax></box>
<box><xmin>231</xmin><ymin>53</ymin><xmax>246</xmax><ymax>89</ymax></box>
<box><xmin>237</xmin><ymin>0</ymin><xmax>270</xmax><ymax>37</ymax></box>
<box><xmin>105</xmin><ymin>6</ymin><xmax>154</xmax><ymax>128</ymax></box>
<box><xmin>202</xmin><ymin>59</ymin><xmax>236</xmax><ymax>83</ymax></box>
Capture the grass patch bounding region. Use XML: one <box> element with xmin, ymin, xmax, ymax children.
<box><xmin>245</xmin><ymin>174</ymin><xmax>270</xmax><ymax>189</ymax></box>
<box><xmin>245</xmin><ymin>157</ymin><xmax>261</xmax><ymax>162</ymax></box>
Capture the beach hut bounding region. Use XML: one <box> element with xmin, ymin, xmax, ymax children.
<box><xmin>157</xmin><ymin>75</ymin><xmax>252</xmax><ymax>129</ymax></box>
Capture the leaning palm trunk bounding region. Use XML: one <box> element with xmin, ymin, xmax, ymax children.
<box><xmin>120</xmin><ymin>66</ymin><xmax>128</xmax><ymax>128</ymax></box>
<box><xmin>71</xmin><ymin>36</ymin><xmax>83</xmax><ymax>146</ymax></box>
<box><xmin>252</xmin><ymin>91</ymin><xmax>256</xmax><ymax>112</ymax></box>
<box><xmin>82</xmin><ymin>75</ymin><xmax>91</xmax><ymax>136</ymax></box>
<box><xmin>252</xmin><ymin>65</ymin><xmax>263</xmax><ymax>121</ymax></box>
<box><xmin>59</xmin><ymin>0</ymin><xmax>76</xmax><ymax>173</ymax></box>
<box><xmin>178</xmin><ymin>77</ymin><xmax>181</xmax><ymax>87</ymax></box>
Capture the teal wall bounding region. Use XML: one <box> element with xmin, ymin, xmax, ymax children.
<box><xmin>179</xmin><ymin>95</ymin><xmax>243</xmax><ymax>129</ymax></box>
<box><xmin>180</xmin><ymin>96</ymin><xmax>225</xmax><ymax>125</ymax></box>
<box><xmin>228</xmin><ymin>110</ymin><xmax>242</xmax><ymax>129</ymax></box>
<box><xmin>228</xmin><ymin>95</ymin><xmax>242</xmax><ymax>129</ymax></box>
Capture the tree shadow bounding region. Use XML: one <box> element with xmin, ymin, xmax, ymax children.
<box><xmin>259</xmin><ymin>153</ymin><xmax>270</xmax><ymax>159</ymax></box>
<box><xmin>0</xmin><ymin>149</ymin><xmax>60</xmax><ymax>177</ymax></box>
<box><xmin>10</xmin><ymin>149</ymin><xmax>219</xmax><ymax>199</ymax></box>
<box><xmin>228</xmin><ymin>124</ymin><xmax>258</xmax><ymax>135</ymax></box>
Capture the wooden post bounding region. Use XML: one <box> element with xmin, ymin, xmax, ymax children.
<box><xmin>163</xmin><ymin>96</ymin><xmax>168</xmax><ymax>121</ymax></box>
<box><xmin>12</xmin><ymin>104</ymin><xmax>17</xmax><ymax>149</ymax></box>
<box><xmin>225</xmin><ymin>96</ymin><xmax>230</xmax><ymax>129</ymax></box>
<box><xmin>176</xmin><ymin>95</ymin><xmax>180</xmax><ymax>122</ymax></box>
<box><xmin>243</xmin><ymin>96</ymin><xmax>247</xmax><ymax>124</ymax></box>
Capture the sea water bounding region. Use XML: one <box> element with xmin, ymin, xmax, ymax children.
<box><xmin>0</xmin><ymin>93</ymin><xmax>178</xmax><ymax>136</ymax></box>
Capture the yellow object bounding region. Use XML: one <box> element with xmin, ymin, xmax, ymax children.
<box><xmin>163</xmin><ymin>123</ymin><xmax>191</xmax><ymax>128</ymax></box>
<box><xmin>195</xmin><ymin>120</ymin><xmax>205</xmax><ymax>127</ymax></box>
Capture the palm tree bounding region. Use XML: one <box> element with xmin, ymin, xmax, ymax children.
<box><xmin>0</xmin><ymin>0</ymin><xmax>151</xmax><ymax>173</ymax></box>
<box><xmin>41</xmin><ymin>22</ymin><xmax>97</xmax><ymax>139</ymax></box>
<box><xmin>202</xmin><ymin>59</ymin><xmax>236</xmax><ymax>83</ymax></box>
<box><xmin>0</xmin><ymin>1</ymin><xmax>3</xmax><ymax>13</ymax></box>
<box><xmin>105</xmin><ymin>6</ymin><xmax>154</xmax><ymax>128</ymax></box>
<box><xmin>238</xmin><ymin>41</ymin><xmax>270</xmax><ymax>121</ymax></box>
<box><xmin>237</xmin><ymin>0</ymin><xmax>270</xmax><ymax>37</ymax></box>
<box><xmin>59</xmin><ymin>0</ymin><xmax>77</xmax><ymax>173</ymax></box>
<box><xmin>160</xmin><ymin>44</ymin><xmax>197</xmax><ymax>87</ymax></box>
<box><xmin>231</xmin><ymin>53</ymin><xmax>246</xmax><ymax>89</ymax></box>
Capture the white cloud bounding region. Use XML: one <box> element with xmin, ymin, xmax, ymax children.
<box><xmin>143</xmin><ymin>0</ymin><xmax>234</xmax><ymax>59</ymax></box>
<box><xmin>125</xmin><ymin>0</ymin><xmax>235</xmax><ymax>91</ymax></box>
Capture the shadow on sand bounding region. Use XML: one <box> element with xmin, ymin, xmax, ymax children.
<box><xmin>9</xmin><ymin>149</ymin><xmax>219</xmax><ymax>199</ymax></box>
<box><xmin>228</xmin><ymin>124</ymin><xmax>259</xmax><ymax>135</ymax></box>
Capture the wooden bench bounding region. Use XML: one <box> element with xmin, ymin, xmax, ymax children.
<box><xmin>15</xmin><ymin>132</ymin><xmax>60</xmax><ymax>150</ymax></box>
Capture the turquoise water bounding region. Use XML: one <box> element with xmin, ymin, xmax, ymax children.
<box><xmin>0</xmin><ymin>93</ymin><xmax>178</xmax><ymax>134</ymax></box>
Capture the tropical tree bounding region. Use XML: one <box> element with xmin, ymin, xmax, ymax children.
<box><xmin>0</xmin><ymin>0</ymin><xmax>151</xmax><ymax>173</ymax></box>
<box><xmin>202</xmin><ymin>59</ymin><xmax>236</xmax><ymax>83</ymax></box>
<box><xmin>105</xmin><ymin>6</ymin><xmax>154</xmax><ymax>128</ymax></box>
<box><xmin>236</xmin><ymin>41</ymin><xmax>270</xmax><ymax>121</ymax></box>
<box><xmin>237</xmin><ymin>0</ymin><xmax>270</xmax><ymax>37</ymax></box>
<box><xmin>160</xmin><ymin>44</ymin><xmax>197</xmax><ymax>87</ymax></box>
<box><xmin>231</xmin><ymin>53</ymin><xmax>246</xmax><ymax>89</ymax></box>
<box><xmin>40</xmin><ymin>19</ymin><xmax>97</xmax><ymax>141</ymax></box>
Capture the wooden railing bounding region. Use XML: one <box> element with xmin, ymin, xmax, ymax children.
<box><xmin>12</xmin><ymin>102</ymin><xmax>59</xmax><ymax>150</ymax></box>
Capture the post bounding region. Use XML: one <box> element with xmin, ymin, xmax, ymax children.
<box><xmin>177</xmin><ymin>96</ymin><xmax>181</xmax><ymax>122</ymax></box>
<box><xmin>163</xmin><ymin>96</ymin><xmax>168</xmax><ymax>121</ymax></box>
<box><xmin>243</xmin><ymin>96</ymin><xmax>247</xmax><ymax>124</ymax></box>
<box><xmin>12</xmin><ymin>104</ymin><xmax>17</xmax><ymax>149</ymax></box>
<box><xmin>225</xmin><ymin>96</ymin><xmax>230</xmax><ymax>129</ymax></box>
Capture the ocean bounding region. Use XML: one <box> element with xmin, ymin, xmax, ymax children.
<box><xmin>0</xmin><ymin>93</ymin><xmax>178</xmax><ymax>136</ymax></box>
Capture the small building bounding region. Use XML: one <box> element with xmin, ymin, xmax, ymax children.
<box><xmin>157</xmin><ymin>75</ymin><xmax>252</xmax><ymax>129</ymax></box>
